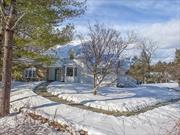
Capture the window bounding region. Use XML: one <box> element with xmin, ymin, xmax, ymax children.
<box><xmin>32</xmin><ymin>70</ymin><xmax>35</xmax><ymax>77</ymax></box>
<box><xmin>24</xmin><ymin>68</ymin><xmax>36</xmax><ymax>78</ymax></box>
<box><xmin>29</xmin><ymin>70</ymin><xmax>32</xmax><ymax>77</ymax></box>
<box><xmin>25</xmin><ymin>70</ymin><xmax>28</xmax><ymax>78</ymax></box>
<box><xmin>66</xmin><ymin>67</ymin><xmax>73</xmax><ymax>77</ymax></box>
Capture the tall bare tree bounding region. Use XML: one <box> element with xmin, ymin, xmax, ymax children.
<box><xmin>138</xmin><ymin>38</ymin><xmax>157</xmax><ymax>83</ymax></box>
<box><xmin>81</xmin><ymin>24</ymin><xmax>135</xmax><ymax>95</ymax></box>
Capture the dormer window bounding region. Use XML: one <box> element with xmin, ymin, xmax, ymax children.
<box><xmin>68</xmin><ymin>49</ymin><xmax>76</xmax><ymax>60</ymax></box>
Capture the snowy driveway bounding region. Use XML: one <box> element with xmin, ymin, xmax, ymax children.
<box><xmin>2</xmin><ymin>81</ymin><xmax>179</xmax><ymax>135</ymax></box>
<box><xmin>47</xmin><ymin>82</ymin><xmax>180</xmax><ymax>113</ymax></box>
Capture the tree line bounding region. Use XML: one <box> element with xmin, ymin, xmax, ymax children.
<box><xmin>128</xmin><ymin>49</ymin><xmax>180</xmax><ymax>85</ymax></box>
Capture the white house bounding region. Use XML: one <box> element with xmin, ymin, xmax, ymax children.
<box><xmin>23</xmin><ymin>40</ymin><xmax>136</xmax><ymax>87</ymax></box>
<box><xmin>44</xmin><ymin>40</ymin><xmax>136</xmax><ymax>86</ymax></box>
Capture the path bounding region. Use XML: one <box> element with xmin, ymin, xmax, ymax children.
<box><xmin>9</xmin><ymin>82</ymin><xmax>180</xmax><ymax>135</ymax></box>
<box><xmin>34</xmin><ymin>82</ymin><xmax>180</xmax><ymax>117</ymax></box>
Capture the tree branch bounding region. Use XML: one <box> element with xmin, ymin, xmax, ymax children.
<box><xmin>11</xmin><ymin>13</ymin><xmax>26</xmax><ymax>30</ymax></box>
<box><xmin>0</xmin><ymin>0</ymin><xmax>6</xmax><ymax>19</ymax></box>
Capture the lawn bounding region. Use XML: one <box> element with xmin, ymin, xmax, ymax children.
<box><xmin>47</xmin><ymin>82</ymin><xmax>180</xmax><ymax>113</ymax></box>
<box><xmin>0</xmin><ymin>81</ymin><xmax>179</xmax><ymax>135</ymax></box>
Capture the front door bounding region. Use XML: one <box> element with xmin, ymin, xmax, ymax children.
<box><xmin>55</xmin><ymin>68</ymin><xmax>61</xmax><ymax>81</ymax></box>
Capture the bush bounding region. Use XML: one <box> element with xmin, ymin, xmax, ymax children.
<box><xmin>0</xmin><ymin>112</ymin><xmax>52</xmax><ymax>135</ymax></box>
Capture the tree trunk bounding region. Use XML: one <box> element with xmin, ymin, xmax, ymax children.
<box><xmin>142</xmin><ymin>64</ymin><xmax>145</xmax><ymax>84</ymax></box>
<box><xmin>0</xmin><ymin>30</ymin><xmax>4</xmax><ymax>81</ymax></box>
<box><xmin>93</xmin><ymin>87</ymin><xmax>97</xmax><ymax>95</ymax></box>
<box><xmin>0</xmin><ymin>27</ymin><xmax>14</xmax><ymax>116</ymax></box>
<box><xmin>93</xmin><ymin>73</ymin><xmax>97</xmax><ymax>95</ymax></box>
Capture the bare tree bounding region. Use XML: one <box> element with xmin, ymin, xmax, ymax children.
<box><xmin>81</xmin><ymin>24</ymin><xmax>135</xmax><ymax>95</ymax></box>
<box><xmin>138</xmin><ymin>38</ymin><xmax>157</xmax><ymax>83</ymax></box>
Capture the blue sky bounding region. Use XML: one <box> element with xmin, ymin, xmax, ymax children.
<box><xmin>68</xmin><ymin>0</ymin><xmax>180</xmax><ymax>63</ymax></box>
<box><xmin>74</xmin><ymin>0</ymin><xmax>179</xmax><ymax>25</ymax></box>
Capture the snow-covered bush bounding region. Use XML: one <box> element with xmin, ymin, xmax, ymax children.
<box><xmin>0</xmin><ymin>112</ymin><xmax>51</xmax><ymax>135</ymax></box>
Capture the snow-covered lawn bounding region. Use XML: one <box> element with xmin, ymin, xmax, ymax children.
<box><xmin>11</xmin><ymin>81</ymin><xmax>44</xmax><ymax>91</ymax></box>
<box><xmin>5</xmin><ymin>81</ymin><xmax>180</xmax><ymax>135</ymax></box>
<box><xmin>142</xmin><ymin>82</ymin><xmax>180</xmax><ymax>91</ymax></box>
<box><xmin>47</xmin><ymin>82</ymin><xmax>180</xmax><ymax>112</ymax></box>
<box><xmin>0</xmin><ymin>81</ymin><xmax>44</xmax><ymax>91</ymax></box>
<box><xmin>0</xmin><ymin>81</ymin><xmax>67</xmax><ymax>135</ymax></box>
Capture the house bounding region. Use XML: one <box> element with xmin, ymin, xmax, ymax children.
<box><xmin>15</xmin><ymin>57</ymin><xmax>46</xmax><ymax>81</ymax></box>
<box><xmin>23</xmin><ymin>40</ymin><xmax>135</xmax><ymax>87</ymax></box>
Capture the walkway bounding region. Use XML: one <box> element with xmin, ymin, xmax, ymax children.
<box><xmin>9</xmin><ymin>82</ymin><xmax>180</xmax><ymax>135</ymax></box>
<box><xmin>34</xmin><ymin>82</ymin><xmax>180</xmax><ymax>117</ymax></box>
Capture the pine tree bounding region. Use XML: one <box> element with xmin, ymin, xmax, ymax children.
<box><xmin>128</xmin><ymin>56</ymin><xmax>144</xmax><ymax>83</ymax></box>
<box><xmin>0</xmin><ymin>0</ymin><xmax>86</xmax><ymax>116</ymax></box>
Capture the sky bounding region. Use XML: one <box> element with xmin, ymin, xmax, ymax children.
<box><xmin>69</xmin><ymin>0</ymin><xmax>180</xmax><ymax>63</ymax></box>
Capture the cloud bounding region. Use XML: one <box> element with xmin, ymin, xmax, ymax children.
<box><xmin>83</xmin><ymin>19</ymin><xmax>180</xmax><ymax>50</ymax></box>
<box><xmin>140</xmin><ymin>19</ymin><xmax>180</xmax><ymax>49</ymax></box>
<box><xmin>118</xmin><ymin>0</ymin><xmax>180</xmax><ymax>16</ymax></box>
<box><xmin>152</xmin><ymin>48</ymin><xmax>176</xmax><ymax>63</ymax></box>
<box><xmin>74</xmin><ymin>19</ymin><xmax>180</xmax><ymax>63</ymax></box>
<box><xmin>116</xmin><ymin>19</ymin><xmax>180</xmax><ymax>63</ymax></box>
<box><xmin>71</xmin><ymin>0</ymin><xmax>180</xmax><ymax>63</ymax></box>
<box><xmin>85</xmin><ymin>0</ymin><xmax>180</xmax><ymax>23</ymax></box>
<box><xmin>72</xmin><ymin>0</ymin><xmax>180</xmax><ymax>27</ymax></box>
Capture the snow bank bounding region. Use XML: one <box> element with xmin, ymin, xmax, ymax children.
<box><xmin>173</xmin><ymin>87</ymin><xmax>180</xmax><ymax>91</ymax></box>
<box><xmin>142</xmin><ymin>82</ymin><xmax>179</xmax><ymax>88</ymax></box>
<box><xmin>0</xmin><ymin>112</ymin><xmax>64</xmax><ymax>135</ymax></box>
<box><xmin>142</xmin><ymin>83</ymin><xmax>180</xmax><ymax>91</ymax></box>
<box><xmin>9</xmin><ymin>81</ymin><xmax>180</xmax><ymax>135</ymax></box>
<box><xmin>47</xmin><ymin>82</ymin><xmax>180</xmax><ymax>113</ymax></box>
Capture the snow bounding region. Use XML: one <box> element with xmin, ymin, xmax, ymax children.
<box><xmin>11</xmin><ymin>81</ymin><xmax>44</xmax><ymax>91</ymax></box>
<box><xmin>142</xmin><ymin>82</ymin><xmax>180</xmax><ymax>91</ymax></box>
<box><xmin>174</xmin><ymin>87</ymin><xmax>180</xmax><ymax>91</ymax></box>
<box><xmin>0</xmin><ymin>112</ymin><xmax>66</xmax><ymax>135</ymax></box>
<box><xmin>43</xmin><ymin>40</ymin><xmax>82</xmax><ymax>59</ymax></box>
<box><xmin>142</xmin><ymin>82</ymin><xmax>179</xmax><ymax>89</ymax></box>
<box><xmin>47</xmin><ymin>82</ymin><xmax>180</xmax><ymax>112</ymax></box>
<box><xmin>1</xmin><ymin>81</ymin><xmax>180</xmax><ymax>135</ymax></box>
<box><xmin>0</xmin><ymin>81</ymin><xmax>67</xmax><ymax>135</ymax></box>
<box><xmin>43</xmin><ymin>40</ymin><xmax>131</xmax><ymax>62</ymax></box>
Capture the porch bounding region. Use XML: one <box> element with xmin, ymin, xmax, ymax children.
<box><xmin>46</xmin><ymin>64</ymin><xmax>79</xmax><ymax>83</ymax></box>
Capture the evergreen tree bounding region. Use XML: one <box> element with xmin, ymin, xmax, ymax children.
<box><xmin>172</xmin><ymin>49</ymin><xmax>180</xmax><ymax>85</ymax></box>
<box><xmin>128</xmin><ymin>56</ymin><xmax>144</xmax><ymax>83</ymax></box>
<box><xmin>0</xmin><ymin>0</ymin><xmax>86</xmax><ymax>116</ymax></box>
<box><xmin>153</xmin><ymin>61</ymin><xmax>168</xmax><ymax>83</ymax></box>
